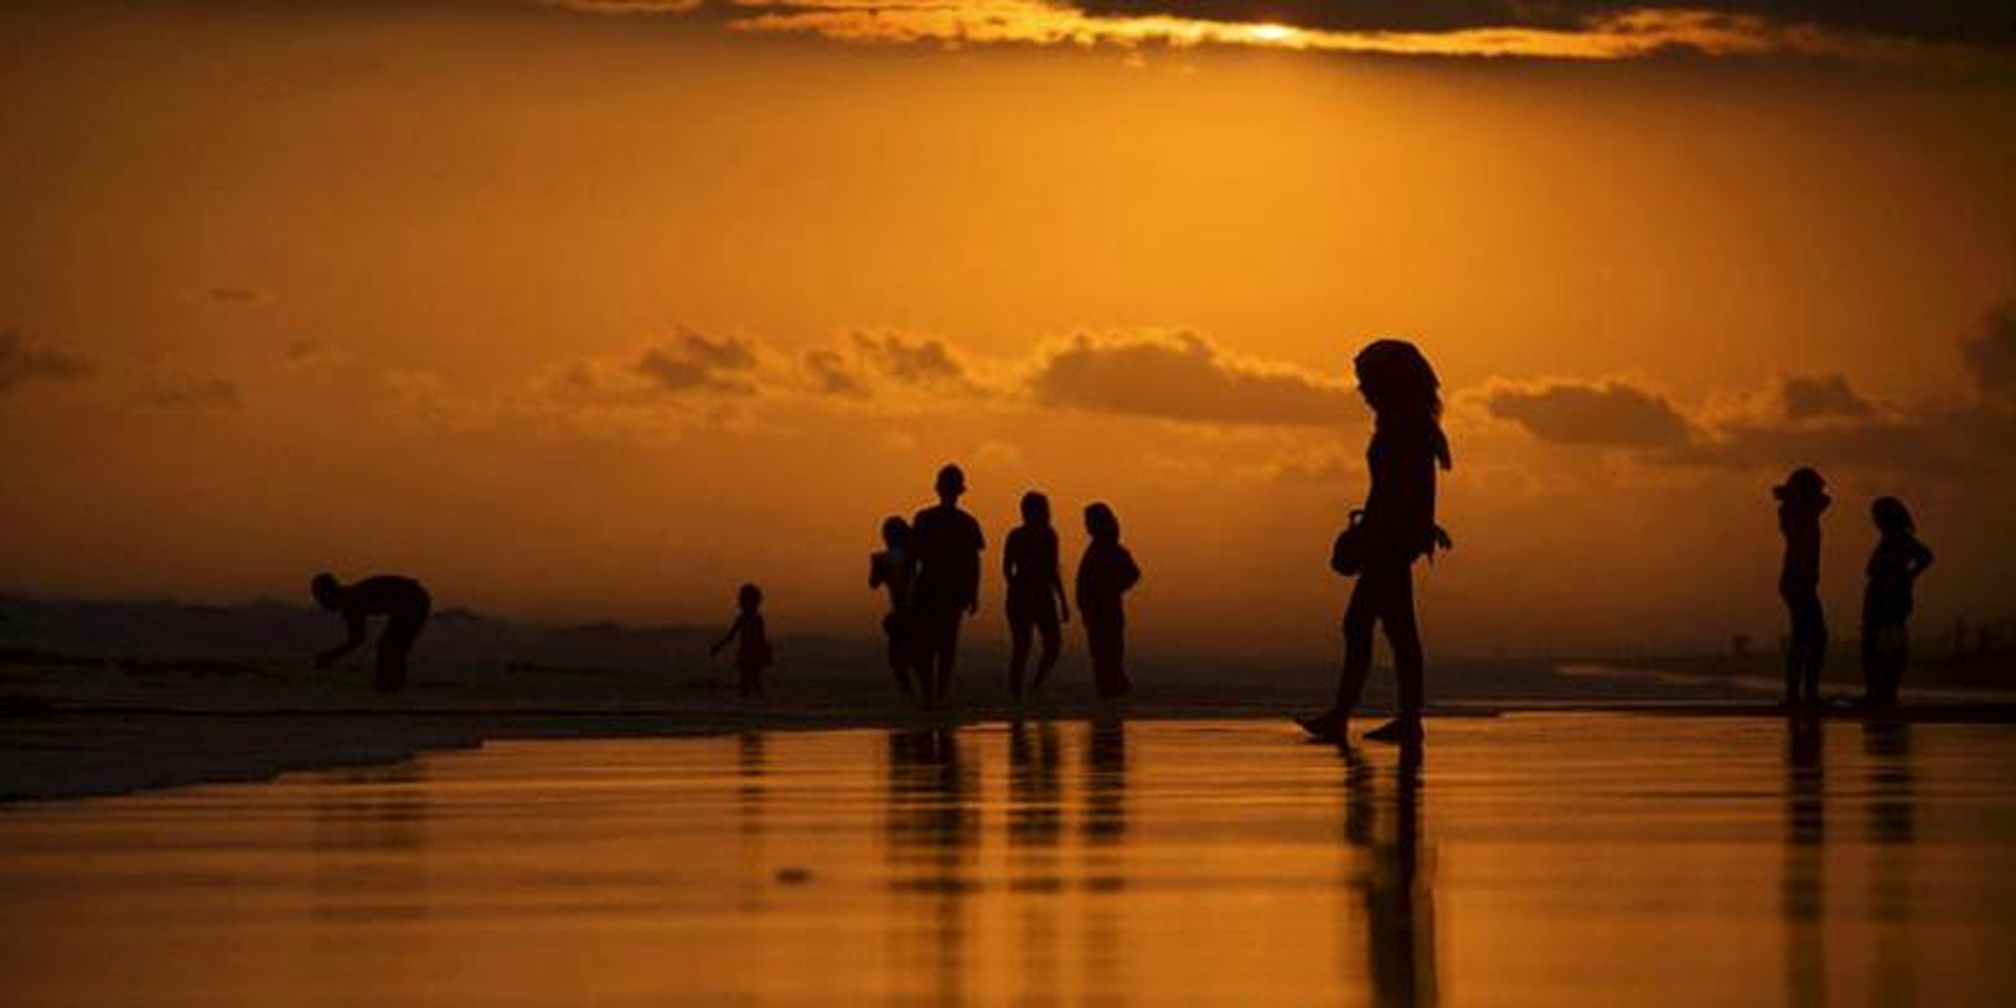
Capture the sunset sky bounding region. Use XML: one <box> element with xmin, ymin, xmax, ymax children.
<box><xmin>2</xmin><ymin>0</ymin><xmax>2012</xmax><ymax>658</ymax></box>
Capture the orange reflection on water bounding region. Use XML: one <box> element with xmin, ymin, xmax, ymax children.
<box><xmin>1</xmin><ymin>716</ymin><xmax>2014</xmax><ymax>1004</ymax></box>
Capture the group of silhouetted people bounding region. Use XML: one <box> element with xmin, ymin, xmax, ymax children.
<box><xmin>1774</xmin><ymin>467</ymin><xmax>1934</xmax><ymax>712</ymax></box>
<box><xmin>867</xmin><ymin>464</ymin><xmax>1141</xmax><ymax>705</ymax></box>
<box><xmin>302</xmin><ymin>336</ymin><xmax>1938</xmax><ymax>735</ymax></box>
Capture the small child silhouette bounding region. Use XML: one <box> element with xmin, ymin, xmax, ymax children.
<box><xmin>1861</xmin><ymin>496</ymin><xmax>1933</xmax><ymax>709</ymax></box>
<box><xmin>1075</xmin><ymin>502</ymin><xmax>1140</xmax><ymax>700</ymax></box>
<box><xmin>711</xmin><ymin>583</ymin><xmax>773</xmax><ymax>698</ymax></box>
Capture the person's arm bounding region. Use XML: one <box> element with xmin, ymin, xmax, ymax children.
<box><xmin>1910</xmin><ymin>540</ymin><xmax>1935</xmax><ymax>577</ymax></box>
<box><xmin>315</xmin><ymin>612</ymin><xmax>366</xmax><ymax>668</ymax></box>
<box><xmin>870</xmin><ymin>554</ymin><xmax>886</xmax><ymax>590</ymax></box>
<box><xmin>711</xmin><ymin>616</ymin><xmax>743</xmax><ymax>657</ymax></box>
<box><xmin>1117</xmin><ymin>550</ymin><xmax>1142</xmax><ymax>593</ymax></box>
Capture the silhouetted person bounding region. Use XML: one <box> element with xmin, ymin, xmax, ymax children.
<box><xmin>311</xmin><ymin>572</ymin><xmax>431</xmax><ymax>693</ymax></box>
<box><xmin>870</xmin><ymin>516</ymin><xmax>919</xmax><ymax>697</ymax></box>
<box><xmin>1776</xmin><ymin>467</ymin><xmax>1830</xmax><ymax>708</ymax></box>
<box><xmin>911</xmin><ymin>464</ymin><xmax>985</xmax><ymax>703</ymax></box>
<box><xmin>1004</xmin><ymin>491</ymin><xmax>1070</xmax><ymax>700</ymax></box>
<box><xmin>1861</xmin><ymin>496</ymin><xmax>1933</xmax><ymax>710</ymax></box>
<box><xmin>711</xmin><ymin>583</ymin><xmax>772</xmax><ymax>698</ymax></box>
<box><xmin>1300</xmin><ymin>340</ymin><xmax>1452</xmax><ymax>745</ymax></box>
<box><xmin>1075</xmin><ymin>502</ymin><xmax>1140</xmax><ymax>700</ymax></box>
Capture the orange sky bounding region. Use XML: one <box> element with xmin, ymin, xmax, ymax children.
<box><xmin>1</xmin><ymin>1</ymin><xmax>2012</xmax><ymax>656</ymax></box>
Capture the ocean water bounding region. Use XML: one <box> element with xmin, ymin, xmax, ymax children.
<box><xmin>2</xmin><ymin>715</ymin><xmax>2014</xmax><ymax>1005</ymax></box>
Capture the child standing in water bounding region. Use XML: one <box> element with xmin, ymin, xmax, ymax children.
<box><xmin>1075</xmin><ymin>502</ymin><xmax>1140</xmax><ymax>700</ymax></box>
<box><xmin>1775</xmin><ymin>467</ymin><xmax>1831</xmax><ymax>708</ymax></box>
<box><xmin>711</xmin><ymin>583</ymin><xmax>772</xmax><ymax>698</ymax></box>
<box><xmin>1862</xmin><ymin>496</ymin><xmax>1933</xmax><ymax>710</ymax></box>
<box><xmin>1004</xmin><ymin>491</ymin><xmax>1070</xmax><ymax>700</ymax></box>
<box><xmin>869</xmin><ymin>517</ymin><xmax>918</xmax><ymax>697</ymax></box>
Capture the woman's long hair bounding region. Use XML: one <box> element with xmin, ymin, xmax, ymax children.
<box><xmin>1354</xmin><ymin>339</ymin><xmax>1452</xmax><ymax>470</ymax></box>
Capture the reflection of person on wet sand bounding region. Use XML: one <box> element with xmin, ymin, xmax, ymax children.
<box><xmin>911</xmin><ymin>465</ymin><xmax>985</xmax><ymax>703</ymax></box>
<box><xmin>1300</xmin><ymin>340</ymin><xmax>1452</xmax><ymax>745</ymax></box>
<box><xmin>311</xmin><ymin>573</ymin><xmax>431</xmax><ymax>693</ymax></box>
<box><xmin>710</xmin><ymin>583</ymin><xmax>772</xmax><ymax>698</ymax></box>
<box><xmin>1781</xmin><ymin>715</ymin><xmax>1826</xmax><ymax>1008</ymax></box>
<box><xmin>870</xmin><ymin>516</ymin><xmax>919</xmax><ymax>697</ymax></box>
<box><xmin>1861</xmin><ymin>497</ymin><xmax>1933</xmax><ymax>710</ymax></box>
<box><xmin>1337</xmin><ymin>741</ymin><xmax>1435</xmax><ymax>1007</ymax></box>
<box><xmin>1775</xmin><ymin>467</ymin><xmax>1830</xmax><ymax>709</ymax></box>
<box><xmin>1075</xmin><ymin>504</ymin><xmax>1140</xmax><ymax>700</ymax></box>
<box><xmin>1004</xmin><ymin>491</ymin><xmax>1070</xmax><ymax>700</ymax></box>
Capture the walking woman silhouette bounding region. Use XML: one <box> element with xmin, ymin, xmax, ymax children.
<box><xmin>1300</xmin><ymin>339</ymin><xmax>1452</xmax><ymax>744</ymax></box>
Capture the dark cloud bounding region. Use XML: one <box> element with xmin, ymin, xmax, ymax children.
<box><xmin>1486</xmin><ymin>380</ymin><xmax>1694</xmax><ymax>447</ymax></box>
<box><xmin>0</xmin><ymin>332</ymin><xmax>94</xmax><ymax>394</ymax></box>
<box><xmin>1781</xmin><ymin>373</ymin><xmax>1873</xmax><ymax>420</ymax></box>
<box><xmin>1490</xmin><ymin>303</ymin><xmax>2016</xmax><ymax>480</ymax></box>
<box><xmin>852</xmin><ymin>331</ymin><xmax>971</xmax><ymax>387</ymax></box>
<box><xmin>802</xmin><ymin>348</ymin><xmax>870</xmax><ymax>399</ymax></box>
<box><xmin>1965</xmin><ymin>299</ymin><xmax>2016</xmax><ymax>406</ymax></box>
<box><xmin>633</xmin><ymin>327</ymin><xmax>759</xmax><ymax>396</ymax></box>
<box><xmin>1030</xmin><ymin>330</ymin><xmax>1352</xmax><ymax>425</ymax></box>
<box><xmin>146</xmin><ymin>378</ymin><xmax>241</xmax><ymax>412</ymax></box>
<box><xmin>1075</xmin><ymin>1</ymin><xmax>2014</xmax><ymax>44</ymax></box>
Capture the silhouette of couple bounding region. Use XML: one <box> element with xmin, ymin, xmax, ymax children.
<box><xmin>1774</xmin><ymin>468</ymin><xmax>1934</xmax><ymax>711</ymax></box>
<box><xmin>871</xmin><ymin>465</ymin><xmax>1140</xmax><ymax>704</ymax></box>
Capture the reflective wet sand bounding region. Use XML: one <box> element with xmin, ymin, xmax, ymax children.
<box><xmin>3</xmin><ymin>715</ymin><xmax>2015</xmax><ymax>1005</ymax></box>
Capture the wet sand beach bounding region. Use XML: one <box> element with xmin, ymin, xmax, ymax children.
<box><xmin>4</xmin><ymin>716</ymin><xmax>2015</xmax><ymax>1005</ymax></box>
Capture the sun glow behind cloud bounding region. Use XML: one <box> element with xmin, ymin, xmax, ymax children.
<box><xmin>587</xmin><ymin>1</ymin><xmax>2007</xmax><ymax>66</ymax></box>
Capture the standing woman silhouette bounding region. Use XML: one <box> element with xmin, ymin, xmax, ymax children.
<box><xmin>1299</xmin><ymin>340</ymin><xmax>1452</xmax><ymax>744</ymax></box>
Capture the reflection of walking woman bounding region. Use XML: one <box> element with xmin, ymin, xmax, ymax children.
<box><xmin>1775</xmin><ymin>468</ymin><xmax>1830</xmax><ymax>708</ymax></box>
<box><xmin>1300</xmin><ymin>340</ymin><xmax>1452</xmax><ymax>744</ymax></box>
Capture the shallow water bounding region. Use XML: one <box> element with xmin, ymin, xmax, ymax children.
<box><xmin>2</xmin><ymin>715</ymin><xmax>2015</xmax><ymax>1005</ymax></box>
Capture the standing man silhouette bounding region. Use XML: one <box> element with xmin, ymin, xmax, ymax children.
<box><xmin>1775</xmin><ymin>467</ymin><xmax>1830</xmax><ymax>708</ymax></box>
<box><xmin>911</xmin><ymin>464</ymin><xmax>985</xmax><ymax>703</ymax></box>
<box><xmin>311</xmin><ymin>572</ymin><xmax>432</xmax><ymax>693</ymax></box>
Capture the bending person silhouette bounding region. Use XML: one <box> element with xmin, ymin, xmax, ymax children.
<box><xmin>1004</xmin><ymin>491</ymin><xmax>1070</xmax><ymax>700</ymax></box>
<box><xmin>911</xmin><ymin>464</ymin><xmax>985</xmax><ymax>703</ymax></box>
<box><xmin>1299</xmin><ymin>339</ymin><xmax>1452</xmax><ymax>745</ymax></box>
<box><xmin>1861</xmin><ymin>497</ymin><xmax>1933</xmax><ymax>710</ymax></box>
<box><xmin>870</xmin><ymin>516</ymin><xmax>919</xmax><ymax>697</ymax></box>
<box><xmin>711</xmin><ymin>583</ymin><xmax>773</xmax><ymax>698</ymax></box>
<box><xmin>1776</xmin><ymin>467</ymin><xmax>1830</xmax><ymax>708</ymax></box>
<box><xmin>311</xmin><ymin>573</ymin><xmax>431</xmax><ymax>693</ymax></box>
<box><xmin>1076</xmin><ymin>502</ymin><xmax>1140</xmax><ymax>700</ymax></box>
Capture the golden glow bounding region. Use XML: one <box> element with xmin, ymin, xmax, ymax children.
<box><xmin>718</xmin><ymin>2</ymin><xmax>1981</xmax><ymax>66</ymax></box>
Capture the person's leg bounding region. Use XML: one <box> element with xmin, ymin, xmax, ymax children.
<box><xmin>1087</xmin><ymin>619</ymin><xmax>1118</xmax><ymax>698</ymax></box>
<box><xmin>1008</xmin><ymin>614</ymin><xmax>1033</xmax><ymax>699</ymax></box>
<box><xmin>1380</xmin><ymin>565</ymin><xmax>1424</xmax><ymax>720</ymax></box>
<box><xmin>1334</xmin><ymin>573</ymin><xmax>1381</xmax><ymax>711</ymax></box>
<box><xmin>1302</xmin><ymin>576</ymin><xmax>1379</xmax><ymax>737</ymax></box>
<box><xmin>1107</xmin><ymin>617</ymin><xmax>1130</xmax><ymax>697</ymax></box>
<box><xmin>885</xmin><ymin>613</ymin><xmax>914</xmax><ymax>696</ymax></box>
<box><xmin>1805</xmin><ymin>595</ymin><xmax>1828</xmax><ymax>705</ymax></box>
<box><xmin>1783</xmin><ymin>589</ymin><xmax>1812</xmax><ymax>705</ymax></box>
<box><xmin>376</xmin><ymin>602</ymin><xmax>426</xmax><ymax>694</ymax></box>
<box><xmin>934</xmin><ymin>613</ymin><xmax>962</xmax><ymax>701</ymax></box>
<box><xmin>1032</xmin><ymin>614</ymin><xmax>1061</xmax><ymax>693</ymax></box>
<box><xmin>1860</xmin><ymin>617</ymin><xmax>1880</xmax><ymax>704</ymax></box>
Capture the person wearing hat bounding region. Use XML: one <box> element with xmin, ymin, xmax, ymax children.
<box><xmin>1775</xmin><ymin>467</ymin><xmax>1831</xmax><ymax>708</ymax></box>
<box><xmin>910</xmin><ymin>464</ymin><xmax>986</xmax><ymax>703</ymax></box>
